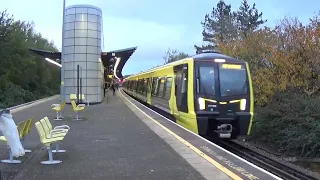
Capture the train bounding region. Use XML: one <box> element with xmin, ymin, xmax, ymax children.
<box><xmin>122</xmin><ymin>52</ymin><xmax>254</xmax><ymax>139</ymax></box>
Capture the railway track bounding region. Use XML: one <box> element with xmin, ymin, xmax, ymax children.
<box><xmin>123</xmin><ymin>90</ymin><xmax>318</xmax><ymax>180</ymax></box>
<box><xmin>218</xmin><ymin>140</ymin><xmax>318</xmax><ymax>180</ymax></box>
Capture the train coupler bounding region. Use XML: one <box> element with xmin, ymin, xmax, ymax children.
<box><xmin>216</xmin><ymin>124</ymin><xmax>232</xmax><ymax>139</ymax></box>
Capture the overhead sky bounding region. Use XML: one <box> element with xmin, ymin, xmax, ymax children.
<box><xmin>1</xmin><ymin>0</ymin><xmax>319</xmax><ymax>75</ymax></box>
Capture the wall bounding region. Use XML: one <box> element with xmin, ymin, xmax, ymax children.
<box><xmin>62</xmin><ymin>4</ymin><xmax>104</xmax><ymax>103</ymax></box>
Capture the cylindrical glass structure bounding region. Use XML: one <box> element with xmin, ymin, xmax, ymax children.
<box><xmin>62</xmin><ymin>4</ymin><xmax>104</xmax><ymax>104</ymax></box>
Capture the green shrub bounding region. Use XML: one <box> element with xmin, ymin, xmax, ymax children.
<box><xmin>250</xmin><ymin>91</ymin><xmax>320</xmax><ymax>157</ymax></box>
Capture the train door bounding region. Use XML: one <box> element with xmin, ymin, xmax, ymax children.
<box><xmin>173</xmin><ymin>64</ymin><xmax>188</xmax><ymax>126</ymax></box>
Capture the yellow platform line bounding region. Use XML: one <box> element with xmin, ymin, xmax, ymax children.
<box><xmin>120</xmin><ymin>91</ymin><xmax>243</xmax><ymax>180</ymax></box>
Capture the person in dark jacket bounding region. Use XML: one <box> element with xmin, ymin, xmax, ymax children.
<box><xmin>104</xmin><ymin>82</ymin><xmax>107</xmax><ymax>97</ymax></box>
<box><xmin>111</xmin><ymin>83</ymin><xmax>115</xmax><ymax>96</ymax></box>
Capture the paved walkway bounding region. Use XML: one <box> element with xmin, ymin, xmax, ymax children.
<box><xmin>1</xmin><ymin>91</ymin><xmax>205</xmax><ymax>180</ymax></box>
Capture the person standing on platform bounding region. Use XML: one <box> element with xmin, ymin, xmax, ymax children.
<box><xmin>111</xmin><ymin>83</ymin><xmax>116</xmax><ymax>96</ymax></box>
<box><xmin>104</xmin><ymin>82</ymin><xmax>107</xmax><ymax>97</ymax></box>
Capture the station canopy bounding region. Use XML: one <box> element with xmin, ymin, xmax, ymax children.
<box><xmin>29</xmin><ymin>46</ymin><xmax>137</xmax><ymax>79</ymax></box>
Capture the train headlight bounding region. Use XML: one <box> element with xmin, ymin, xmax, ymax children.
<box><xmin>198</xmin><ymin>97</ymin><xmax>205</xmax><ymax>110</ymax></box>
<box><xmin>240</xmin><ymin>99</ymin><xmax>246</xmax><ymax>110</ymax></box>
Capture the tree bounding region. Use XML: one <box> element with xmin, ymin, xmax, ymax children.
<box><xmin>0</xmin><ymin>10</ymin><xmax>60</xmax><ymax>108</ymax></box>
<box><xmin>194</xmin><ymin>0</ymin><xmax>238</xmax><ymax>52</ymax></box>
<box><xmin>237</xmin><ymin>0</ymin><xmax>267</xmax><ymax>37</ymax></box>
<box><xmin>163</xmin><ymin>48</ymin><xmax>189</xmax><ymax>64</ymax></box>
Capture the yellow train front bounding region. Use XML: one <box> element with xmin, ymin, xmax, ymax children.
<box><xmin>123</xmin><ymin>52</ymin><xmax>254</xmax><ymax>139</ymax></box>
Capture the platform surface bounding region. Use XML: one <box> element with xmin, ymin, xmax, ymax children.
<box><xmin>0</xmin><ymin>91</ymin><xmax>232</xmax><ymax>180</ymax></box>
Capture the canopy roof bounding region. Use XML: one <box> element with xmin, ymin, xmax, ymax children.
<box><xmin>29</xmin><ymin>46</ymin><xmax>137</xmax><ymax>79</ymax></box>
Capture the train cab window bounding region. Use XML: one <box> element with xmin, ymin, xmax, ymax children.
<box><xmin>198</xmin><ymin>65</ymin><xmax>215</xmax><ymax>96</ymax></box>
<box><xmin>163</xmin><ymin>77</ymin><xmax>172</xmax><ymax>100</ymax></box>
<box><xmin>157</xmin><ymin>77</ymin><xmax>165</xmax><ymax>98</ymax></box>
<box><xmin>219</xmin><ymin>63</ymin><xmax>248</xmax><ymax>97</ymax></box>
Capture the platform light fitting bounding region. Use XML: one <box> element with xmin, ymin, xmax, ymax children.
<box><xmin>113</xmin><ymin>57</ymin><xmax>121</xmax><ymax>80</ymax></box>
<box><xmin>45</xmin><ymin>58</ymin><xmax>62</xmax><ymax>67</ymax></box>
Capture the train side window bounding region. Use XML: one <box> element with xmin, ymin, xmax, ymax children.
<box><xmin>142</xmin><ymin>79</ymin><xmax>147</xmax><ymax>93</ymax></box>
<box><xmin>136</xmin><ymin>80</ymin><xmax>139</xmax><ymax>92</ymax></box>
<box><xmin>174</xmin><ymin>64</ymin><xmax>188</xmax><ymax>113</ymax></box>
<box><xmin>138</xmin><ymin>80</ymin><xmax>141</xmax><ymax>92</ymax></box>
<box><xmin>145</xmin><ymin>78</ymin><xmax>149</xmax><ymax>95</ymax></box>
<box><xmin>163</xmin><ymin>77</ymin><xmax>172</xmax><ymax>100</ymax></box>
<box><xmin>151</xmin><ymin>77</ymin><xmax>159</xmax><ymax>96</ymax></box>
<box><xmin>140</xmin><ymin>79</ymin><xmax>144</xmax><ymax>93</ymax></box>
<box><xmin>134</xmin><ymin>80</ymin><xmax>138</xmax><ymax>91</ymax></box>
<box><xmin>139</xmin><ymin>79</ymin><xmax>143</xmax><ymax>93</ymax></box>
<box><xmin>157</xmin><ymin>77</ymin><xmax>165</xmax><ymax>98</ymax></box>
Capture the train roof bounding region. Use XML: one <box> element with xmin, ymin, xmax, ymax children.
<box><xmin>192</xmin><ymin>52</ymin><xmax>244</xmax><ymax>63</ymax></box>
<box><xmin>125</xmin><ymin>52</ymin><xmax>245</xmax><ymax>79</ymax></box>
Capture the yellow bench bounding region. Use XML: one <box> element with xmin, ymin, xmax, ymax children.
<box><xmin>35</xmin><ymin>120</ymin><xmax>65</xmax><ymax>165</ymax></box>
<box><xmin>20</xmin><ymin>117</ymin><xmax>34</xmax><ymax>153</ymax></box>
<box><xmin>0</xmin><ymin>118</ymin><xmax>34</xmax><ymax>164</ymax></box>
<box><xmin>71</xmin><ymin>99</ymin><xmax>85</xmax><ymax>120</ymax></box>
<box><xmin>51</xmin><ymin>100</ymin><xmax>66</xmax><ymax>120</ymax></box>
<box><xmin>40</xmin><ymin>117</ymin><xmax>69</xmax><ymax>153</ymax></box>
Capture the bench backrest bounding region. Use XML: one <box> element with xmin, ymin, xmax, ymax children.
<box><xmin>35</xmin><ymin>121</ymin><xmax>46</xmax><ymax>144</ymax></box>
<box><xmin>23</xmin><ymin>118</ymin><xmax>34</xmax><ymax>137</ymax></box>
<box><xmin>17</xmin><ymin>121</ymin><xmax>26</xmax><ymax>139</ymax></box>
<box><xmin>40</xmin><ymin>119</ymin><xmax>50</xmax><ymax>137</ymax></box>
<box><xmin>60</xmin><ymin>100</ymin><xmax>66</xmax><ymax>110</ymax></box>
<box><xmin>71</xmin><ymin>100</ymin><xmax>77</xmax><ymax>111</ymax></box>
<box><xmin>43</xmin><ymin>117</ymin><xmax>53</xmax><ymax>131</ymax></box>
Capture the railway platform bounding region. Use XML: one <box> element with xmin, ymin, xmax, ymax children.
<box><xmin>0</xmin><ymin>91</ymin><xmax>219</xmax><ymax>180</ymax></box>
<box><xmin>0</xmin><ymin>90</ymin><xmax>282</xmax><ymax>180</ymax></box>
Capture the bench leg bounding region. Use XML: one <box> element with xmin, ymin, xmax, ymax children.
<box><xmin>59</xmin><ymin>111</ymin><xmax>64</xmax><ymax>119</ymax></box>
<box><xmin>41</xmin><ymin>146</ymin><xmax>62</xmax><ymax>165</ymax></box>
<box><xmin>1</xmin><ymin>146</ymin><xmax>22</xmax><ymax>164</ymax></box>
<box><xmin>52</xmin><ymin>143</ymin><xmax>66</xmax><ymax>153</ymax></box>
<box><xmin>73</xmin><ymin>112</ymin><xmax>82</xmax><ymax>121</ymax></box>
<box><xmin>53</xmin><ymin>111</ymin><xmax>63</xmax><ymax>121</ymax></box>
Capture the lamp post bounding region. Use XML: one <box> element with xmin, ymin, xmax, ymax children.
<box><xmin>60</xmin><ymin>0</ymin><xmax>66</xmax><ymax>102</ymax></box>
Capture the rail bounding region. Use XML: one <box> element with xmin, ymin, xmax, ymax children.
<box><xmin>217</xmin><ymin>140</ymin><xmax>318</xmax><ymax>180</ymax></box>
